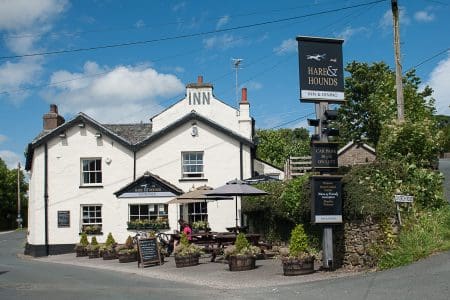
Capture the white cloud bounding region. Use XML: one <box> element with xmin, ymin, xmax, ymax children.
<box><xmin>135</xmin><ymin>19</ymin><xmax>145</xmax><ymax>28</ymax></box>
<box><xmin>0</xmin><ymin>134</ymin><xmax>7</xmax><ymax>144</ymax></box>
<box><xmin>379</xmin><ymin>7</ymin><xmax>410</xmax><ymax>30</ymax></box>
<box><xmin>245</xmin><ymin>81</ymin><xmax>263</xmax><ymax>91</ymax></box>
<box><xmin>0</xmin><ymin>57</ymin><xmax>43</xmax><ymax>104</ymax></box>
<box><xmin>414</xmin><ymin>10</ymin><xmax>435</xmax><ymax>22</ymax></box>
<box><xmin>216</xmin><ymin>15</ymin><xmax>229</xmax><ymax>29</ymax></box>
<box><xmin>0</xmin><ymin>150</ymin><xmax>22</xmax><ymax>169</ymax></box>
<box><xmin>203</xmin><ymin>34</ymin><xmax>244</xmax><ymax>50</ymax></box>
<box><xmin>172</xmin><ymin>1</ymin><xmax>186</xmax><ymax>12</ymax></box>
<box><xmin>0</xmin><ymin>0</ymin><xmax>68</xmax><ymax>31</ymax></box>
<box><xmin>336</xmin><ymin>26</ymin><xmax>369</xmax><ymax>41</ymax></box>
<box><xmin>273</xmin><ymin>39</ymin><xmax>297</xmax><ymax>55</ymax></box>
<box><xmin>43</xmin><ymin>62</ymin><xmax>185</xmax><ymax>123</ymax></box>
<box><xmin>424</xmin><ymin>54</ymin><xmax>450</xmax><ymax>115</ymax></box>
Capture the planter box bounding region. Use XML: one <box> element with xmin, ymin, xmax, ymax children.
<box><xmin>282</xmin><ymin>258</ymin><xmax>315</xmax><ymax>276</ymax></box>
<box><xmin>174</xmin><ymin>254</ymin><xmax>200</xmax><ymax>268</ymax></box>
<box><xmin>87</xmin><ymin>249</ymin><xmax>100</xmax><ymax>259</ymax></box>
<box><xmin>102</xmin><ymin>251</ymin><xmax>117</xmax><ymax>260</ymax></box>
<box><xmin>75</xmin><ymin>246</ymin><xmax>87</xmax><ymax>257</ymax></box>
<box><xmin>118</xmin><ymin>252</ymin><xmax>137</xmax><ymax>263</ymax></box>
<box><xmin>228</xmin><ymin>255</ymin><xmax>256</xmax><ymax>271</ymax></box>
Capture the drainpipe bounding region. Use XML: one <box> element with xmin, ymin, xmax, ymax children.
<box><xmin>44</xmin><ymin>143</ymin><xmax>49</xmax><ymax>256</ymax></box>
<box><xmin>133</xmin><ymin>150</ymin><xmax>136</xmax><ymax>181</ymax></box>
<box><xmin>239</xmin><ymin>142</ymin><xmax>243</xmax><ymax>180</ymax></box>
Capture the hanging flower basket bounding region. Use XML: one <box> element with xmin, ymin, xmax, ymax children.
<box><xmin>282</xmin><ymin>257</ymin><xmax>315</xmax><ymax>276</ymax></box>
<box><xmin>228</xmin><ymin>255</ymin><xmax>256</xmax><ymax>271</ymax></box>
<box><xmin>174</xmin><ymin>253</ymin><xmax>200</xmax><ymax>268</ymax></box>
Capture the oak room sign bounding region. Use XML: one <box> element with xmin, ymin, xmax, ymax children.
<box><xmin>296</xmin><ymin>36</ymin><xmax>344</xmax><ymax>102</ymax></box>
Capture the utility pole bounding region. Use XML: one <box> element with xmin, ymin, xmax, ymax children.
<box><xmin>17</xmin><ymin>162</ymin><xmax>22</xmax><ymax>229</ymax></box>
<box><xmin>392</xmin><ymin>0</ymin><xmax>405</xmax><ymax>122</ymax></box>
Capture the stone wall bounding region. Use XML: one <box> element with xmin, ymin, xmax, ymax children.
<box><xmin>333</xmin><ymin>218</ymin><xmax>398</xmax><ymax>270</ymax></box>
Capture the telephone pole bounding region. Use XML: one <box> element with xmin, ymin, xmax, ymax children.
<box><xmin>392</xmin><ymin>0</ymin><xmax>405</xmax><ymax>122</ymax></box>
<box><xmin>17</xmin><ymin>162</ymin><xmax>22</xmax><ymax>229</ymax></box>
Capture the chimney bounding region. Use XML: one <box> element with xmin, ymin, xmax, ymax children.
<box><xmin>240</xmin><ymin>88</ymin><xmax>248</xmax><ymax>104</ymax></box>
<box><xmin>197</xmin><ymin>75</ymin><xmax>203</xmax><ymax>84</ymax></box>
<box><xmin>43</xmin><ymin>104</ymin><xmax>65</xmax><ymax>131</ymax></box>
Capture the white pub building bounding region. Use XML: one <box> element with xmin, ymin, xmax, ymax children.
<box><xmin>24</xmin><ymin>76</ymin><xmax>283</xmax><ymax>256</ymax></box>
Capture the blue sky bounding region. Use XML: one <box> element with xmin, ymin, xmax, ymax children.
<box><xmin>1</xmin><ymin>0</ymin><xmax>449</xmax><ymax>169</ymax></box>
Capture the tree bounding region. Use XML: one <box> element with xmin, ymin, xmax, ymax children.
<box><xmin>0</xmin><ymin>158</ymin><xmax>28</xmax><ymax>230</ymax></box>
<box><xmin>435</xmin><ymin>115</ymin><xmax>450</xmax><ymax>153</ymax></box>
<box><xmin>337</xmin><ymin>62</ymin><xmax>436</xmax><ymax>147</ymax></box>
<box><xmin>255</xmin><ymin>128</ymin><xmax>310</xmax><ymax>169</ymax></box>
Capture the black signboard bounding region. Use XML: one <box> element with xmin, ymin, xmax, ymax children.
<box><xmin>297</xmin><ymin>36</ymin><xmax>344</xmax><ymax>103</ymax></box>
<box><xmin>311</xmin><ymin>175</ymin><xmax>343</xmax><ymax>224</ymax></box>
<box><xmin>137</xmin><ymin>238</ymin><xmax>161</xmax><ymax>267</ymax></box>
<box><xmin>311</xmin><ymin>142</ymin><xmax>338</xmax><ymax>170</ymax></box>
<box><xmin>57</xmin><ymin>211</ymin><xmax>70</xmax><ymax>228</ymax></box>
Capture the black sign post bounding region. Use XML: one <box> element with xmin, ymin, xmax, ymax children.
<box><xmin>311</xmin><ymin>176</ymin><xmax>343</xmax><ymax>224</ymax></box>
<box><xmin>311</xmin><ymin>142</ymin><xmax>338</xmax><ymax>171</ymax></box>
<box><xmin>137</xmin><ymin>238</ymin><xmax>161</xmax><ymax>268</ymax></box>
<box><xmin>297</xmin><ymin>36</ymin><xmax>344</xmax><ymax>103</ymax></box>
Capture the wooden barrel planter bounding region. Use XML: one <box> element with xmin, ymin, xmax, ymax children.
<box><xmin>174</xmin><ymin>254</ymin><xmax>200</xmax><ymax>268</ymax></box>
<box><xmin>228</xmin><ymin>255</ymin><xmax>256</xmax><ymax>271</ymax></box>
<box><xmin>282</xmin><ymin>258</ymin><xmax>315</xmax><ymax>276</ymax></box>
<box><xmin>102</xmin><ymin>250</ymin><xmax>117</xmax><ymax>260</ymax></box>
<box><xmin>118</xmin><ymin>252</ymin><xmax>137</xmax><ymax>263</ymax></box>
<box><xmin>75</xmin><ymin>246</ymin><xmax>87</xmax><ymax>257</ymax></box>
<box><xmin>87</xmin><ymin>250</ymin><xmax>100</xmax><ymax>259</ymax></box>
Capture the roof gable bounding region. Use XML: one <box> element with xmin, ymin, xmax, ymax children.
<box><xmin>114</xmin><ymin>172</ymin><xmax>183</xmax><ymax>198</ymax></box>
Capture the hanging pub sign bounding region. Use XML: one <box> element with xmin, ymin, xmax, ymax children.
<box><xmin>296</xmin><ymin>36</ymin><xmax>344</xmax><ymax>103</ymax></box>
<box><xmin>311</xmin><ymin>175</ymin><xmax>343</xmax><ymax>224</ymax></box>
<box><xmin>311</xmin><ymin>142</ymin><xmax>338</xmax><ymax>170</ymax></box>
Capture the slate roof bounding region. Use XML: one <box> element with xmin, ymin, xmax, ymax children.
<box><xmin>103</xmin><ymin>123</ymin><xmax>153</xmax><ymax>144</ymax></box>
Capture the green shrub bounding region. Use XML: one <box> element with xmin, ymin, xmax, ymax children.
<box><xmin>125</xmin><ymin>235</ymin><xmax>134</xmax><ymax>249</ymax></box>
<box><xmin>90</xmin><ymin>236</ymin><xmax>98</xmax><ymax>246</ymax></box>
<box><xmin>174</xmin><ymin>232</ymin><xmax>202</xmax><ymax>257</ymax></box>
<box><xmin>289</xmin><ymin>224</ymin><xmax>309</xmax><ymax>257</ymax></box>
<box><xmin>105</xmin><ymin>233</ymin><xmax>116</xmax><ymax>247</ymax></box>
<box><xmin>378</xmin><ymin>206</ymin><xmax>450</xmax><ymax>269</ymax></box>
<box><xmin>235</xmin><ymin>233</ymin><xmax>251</xmax><ymax>253</ymax></box>
<box><xmin>79</xmin><ymin>232</ymin><xmax>89</xmax><ymax>247</ymax></box>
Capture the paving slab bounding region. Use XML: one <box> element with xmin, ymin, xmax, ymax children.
<box><xmin>29</xmin><ymin>253</ymin><xmax>360</xmax><ymax>290</ymax></box>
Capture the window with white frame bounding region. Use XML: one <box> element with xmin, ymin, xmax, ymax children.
<box><xmin>81</xmin><ymin>158</ymin><xmax>102</xmax><ymax>185</ymax></box>
<box><xmin>129</xmin><ymin>204</ymin><xmax>168</xmax><ymax>221</ymax></box>
<box><xmin>188</xmin><ymin>202</ymin><xmax>208</xmax><ymax>223</ymax></box>
<box><xmin>181</xmin><ymin>152</ymin><xmax>204</xmax><ymax>178</ymax></box>
<box><xmin>81</xmin><ymin>205</ymin><xmax>102</xmax><ymax>233</ymax></box>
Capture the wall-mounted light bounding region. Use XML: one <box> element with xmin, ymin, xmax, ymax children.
<box><xmin>95</xmin><ymin>132</ymin><xmax>102</xmax><ymax>138</ymax></box>
<box><xmin>191</xmin><ymin>125</ymin><xmax>198</xmax><ymax>137</ymax></box>
<box><xmin>78</xmin><ymin>123</ymin><xmax>85</xmax><ymax>128</ymax></box>
<box><xmin>59</xmin><ymin>133</ymin><xmax>66</xmax><ymax>138</ymax></box>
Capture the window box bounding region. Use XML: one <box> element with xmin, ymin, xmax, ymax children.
<box><xmin>81</xmin><ymin>224</ymin><xmax>103</xmax><ymax>235</ymax></box>
<box><xmin>126</xmin><ymin>219</ymin><xmax>169</xmax><ymax>231</ymax></box>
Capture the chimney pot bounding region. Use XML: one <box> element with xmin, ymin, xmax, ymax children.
<box><xmin>197</xmin><ymin>75</ymin><xmax>203</xmax><ymax>84</ymax></box>
<box><xmin>50</xmin><ymin>104</ymin><xmax>58</xmax><ymax>113</ymax></box>
<box><xmin>241</xmin><ymin>88</ymin><xmax>247</xmax><ymax>102</ymax></box>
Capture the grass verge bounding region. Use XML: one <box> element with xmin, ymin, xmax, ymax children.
<box><xmin>378</xmin><ymin>206</ymin><xmax>450</xmax><ymax>269</ymax></box>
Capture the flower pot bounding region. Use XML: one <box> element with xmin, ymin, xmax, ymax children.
<box><xmin>174</xmin><ymin>254</ymin><xmax>200</xmax><ymax>268</ymax></box>
<box><xmin>282</xmin><ymin>257</ymin><xmax>315</xmax><ymax>276</ymax></box>
<box><xmin>228</xmin><ymin>255</ymin><xmax>256</xmax><ymax>271</ymax></box>
<box><xmin>87</xmin><ymin>249</ymin><xmax>100</xmax><ymax>259</ymax></box>
<box><xmin>102</xmin><ymin>250</ymin><xmax>117</xmax><ymax>260</ymax></box>
<box><xmin>75</xmin><ymin>246</ymin><xmax>87</xmax><ymax>257</ymax></box>
<box><xmin>118</xmin><ymin>252</ymin><xmax>137</xmax><ymax>263</ymax></box>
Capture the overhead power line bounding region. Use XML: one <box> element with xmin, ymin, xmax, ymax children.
<box><xmin>0</xmin><ymin>0</ymin><xmax>387</xmax><ymax>60</ymax></box>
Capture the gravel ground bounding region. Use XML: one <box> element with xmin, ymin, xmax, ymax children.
<box><xmin>29</xmin><ymin>253</ymin><xmax>360</xmax><ymax>290</ymax></box>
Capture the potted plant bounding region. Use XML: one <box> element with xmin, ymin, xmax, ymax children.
<box><xmin>174</xmin><ymin>233</ymin><xmax>202</xmax><ymax>268</ymax></box>
<box><xmin>74</xmin><ymin>232</ymin><xmax>89</xmax><ymax>257</ymax></box>
<box><xmin>225</xmin><ymin>233</ymin><xmax>260</xmax><ymax>271</ymax></box>
<box><xmin>192</xmin><ymin>220</ymin><xmax>210</xmax><ymax>233</ymax></box>
<box><xmin>117</xmin><ymin>235</ymin><xmax>137</xmax><ymax>263</ymax></box>
<box><xmin>86</xmin><ymin>236</ymin><xmax>100</xmax><ymax>259</ymax></box>
<box><xmin>100</xmin><ymin>233</ymin><xmax>117</xmax><ymax>260</ymax></box>
<box><xmin>281</xmin><ymin>224</ymin><xmax>316</xmax><ymax>276</ymax></box>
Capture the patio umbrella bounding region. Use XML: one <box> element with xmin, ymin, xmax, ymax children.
<box><xmin>205</xmin><ymin>179</ymin><xmax>268</xmax><ymax>227</ymax></box>
<box><xmin>167</xmin><ymin>185</ymin><xmax>232</xmax><ymax>204</ymax></box>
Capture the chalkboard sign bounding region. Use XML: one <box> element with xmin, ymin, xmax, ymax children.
<box><xmin>137</xmin><ymin>238</ymin><xmax>161</xmax><ymax>267</ymax></box>
<box><xmin>57</xmin><ymin>211</ymin><xmax>70</xmax><ymax>227</ymax></box>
